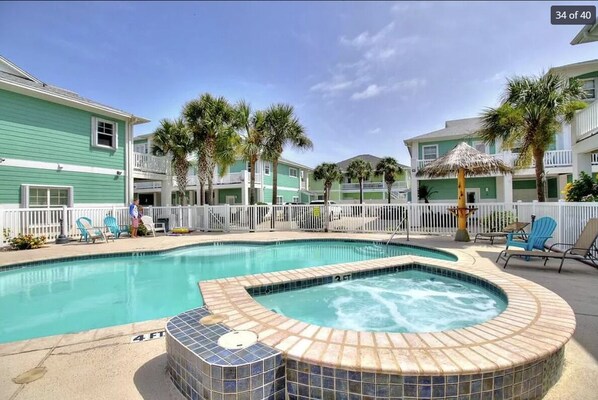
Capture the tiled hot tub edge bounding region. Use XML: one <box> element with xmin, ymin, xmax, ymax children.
<box><xmin>173</xmin><ymin>255</ymin><xmax>574</xmax><ymax>400</ymax></box>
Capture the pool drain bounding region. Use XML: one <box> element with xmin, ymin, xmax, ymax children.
<box><xmin>12</xmin><ymin>366</ymin><xmax>47</xmax><ymax>384</ymax></box>
<box><xmin>217</xmin><ymin>330</ymin><xmax>258</xmax><ymax>349</ymax></box>
<box><xmin>200</xmin><ymin>314</ymin><xmax>228</xmax><ymax>325</ymax></box>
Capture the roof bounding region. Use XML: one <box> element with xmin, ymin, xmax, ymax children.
<box><xmin>278</xmin><ymin>157</ymin><xmax>313</xmax><ymax>171</ymax></box>
<box><xmin>571</xmin><ymin>23</ymin><xmax>598</xmax><ymax>45</ymax></box>
<box><xmin>0</xmin><ymin>55</ymin><xmax>149</xmax><ymax>124</ymax></box>
<box><xmin>335</xmin><ymin>154</ymin><xmax>408</xmax><ymax>171</ymax></box>
<box><xmin>549</xmin><ymin>59</ymin><xmax>598</xmax><ymax>77</ymax></box>
<box><xmin>404</xmin><ymin>117</ymin><xmax>483</xmax><ymax>144</ymax></box>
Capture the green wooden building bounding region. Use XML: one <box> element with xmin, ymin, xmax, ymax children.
<box><xmin>0</xmin><ymin>55</ymin><xmax>148</xmax><ymax>209</ymax></box>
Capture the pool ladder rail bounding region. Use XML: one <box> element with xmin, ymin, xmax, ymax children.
<box><xmin>386</xmin><ymin>215</ymin><xmax>409</xmax><ymax>246</ymax></box>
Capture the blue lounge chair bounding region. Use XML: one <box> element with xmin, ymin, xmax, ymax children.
<box><xmin>76</xmin><ymin>217</ymin><xmax>92</xmax><ymax>242</ymax></box>
<box><xmin>104</xmin><ymin>216</ymin><xmax>126</xmax><ymax>238</ymax></box>
<box><xmin>496</xmin><ymin>216</ymin><xmax>557</xmax><ymax>262</ymax></box>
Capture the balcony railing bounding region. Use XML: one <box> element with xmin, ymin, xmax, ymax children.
<box><xmin>341</xmin><ymin>182</ymin><xmax>408</xmax><ymax>191</ymax></box>
<box><xmin>133</xmin><ymin>152</ymin><xmax>169</xmax><ymax>175</ymax></box>
<box><xmin>572</xmin><ymin>100</ymin><xmax>598</xmax><ymax>142</ymax></box>
<box><xmin>417</xmin><ymin>150</ymin><xmax>586</xmax><ymax>171</ymax></box>
<box><xmin>134</xmin><ymin>181</ymin><xmax>162</xmax><ymax>190</ymax></box>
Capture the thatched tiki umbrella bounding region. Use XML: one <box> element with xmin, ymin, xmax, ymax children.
<box><xmin>416</xmin><ymin>142</ymin><xmax>512</xmax><ymax>242</ymax></box>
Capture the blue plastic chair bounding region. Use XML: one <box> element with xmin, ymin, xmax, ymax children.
<box><xmin>76</xmin><ymin>217</ymin><xmax>92</xmax><ymax>242</ymax></box>
<box><xmin>104</xmin><ymin>216</ymin><xmax>125</xmax><ymax>238</ymax></box>
<box><xmin>497</xmin><ymin>216</ymin><xmax>556</xmax><ymax>261</ymax></box>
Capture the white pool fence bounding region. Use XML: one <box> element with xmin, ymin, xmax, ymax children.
<box><xmin>2</xmin><ymin>202</ymin><xmax>598</xmax><ymax>247</ymax></box>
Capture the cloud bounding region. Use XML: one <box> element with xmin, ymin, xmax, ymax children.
<box><xmin>351</xmin><ymin>84</ymin><xmax>383</xmax><ymax>100</ymax></box>
<box><xmin>368</xmin><ymin>128</ymin><xmax>382</xmax><ymax>135</ymax></box>
<box><xmin>390</xmin><ymin>78</ymin><xmax>427</xmax><ymax>90</ymax></box>
<box><xmin>340</xmin><ymin>22</ymin><xmax>395</xmax><ymax>48</ymax></box>
<box><xmin>351</xmin><ymin>78</ymin><xmax>427</xmax><ymax>101</ymax></box>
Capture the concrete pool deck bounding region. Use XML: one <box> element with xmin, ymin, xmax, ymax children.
<box><xmin>0</xmin><ymin>232</ymin><xmax>597</xmax><ymax>399</ymax></box>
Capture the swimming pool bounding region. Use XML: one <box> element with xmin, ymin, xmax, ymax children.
<box><xmin>255</xmin><ymin>270</ymin><xmax>507</xmax><ymax>332</ymax></box>
<box><xmin>0</xmin><ymin>240</ymin><xmax>456</xmax><ymax>343</ymax></box>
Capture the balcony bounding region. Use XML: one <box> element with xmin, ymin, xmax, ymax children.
<box><xmin>134</xmin><ymin>152</ymin><xmax>169</xmax><ymax>175</ymax></box>
<box><xmin>572</xmin><ymin>100</ymin><xmax>598</xmax><ymax>142</ymax></box>
<box><xmin>341</xmin><ymin>181</ymin><xmax>408</xmax><ymax>191</ymax></box>
<box><xmin>416</xmin><ymin>149</ymin><xmax>597</xmax><ymax>172</ymax></box>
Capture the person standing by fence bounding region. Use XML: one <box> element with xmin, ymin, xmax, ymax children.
<box><xmin>129</xmin><ymin>198</ymin><xmax>140</xmax><ymax>238</ymax></box>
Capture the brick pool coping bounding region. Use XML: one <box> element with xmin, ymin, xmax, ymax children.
<box><xmin>199</xmin><ymin>255</ymin><xmax>576</xmax><ymax>376</ymax></box>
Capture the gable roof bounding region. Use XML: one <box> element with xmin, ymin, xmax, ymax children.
<box><xmin>0</xmin><ymin>55</ymin><xmax>149</xmax><ymax>124</ymax></box>
<box><xmin>335</xmin><ymin>154</ymin><xmax>408</xmax><ymax>170</ymax></box>
<box><xmin>404</xmin><ymin>117</ymin><xmax>483</xmax><ymax>144</ymax></box>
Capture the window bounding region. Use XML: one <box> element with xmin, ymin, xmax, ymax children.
<box><xmin>246</xmin><ymin>162</ymin><xmax>260</xmax><ymax>174</ymax></box>
<box><xmin>289</xmin><ymin>168</ymin><xmax>298</xmax><ymax>178</ymax></box>
<box><xmin>473</xmin><ymin>141</ymin><xmax>487</xmax><ymax>154</ymax></box>
<box><xmin>276</xmin><ymin>196</ymin><xmax>283</xmax><ymax>205</ymax></box>
<box><xmin>422</xmin><ymin>145</ymin><xmax>438</xmax><ymax>160</ymax></box>
<box><xmin>292</xmin><ymin>196</ymin><xmax>299</xmax><ymax>203</ymax></box>
<box><xmin>582</xmin><ymin>79</ymin><xmax>595</xmax><ymax>100</ymax></box>
<box><xmin>134</xmin><ymin>143</ymin><xmax>148</xmax><ymax>154</ymax></box>
<box><xmin>264</xmin><ymin>162</ymin><xmax>271</xmax><ymax>175</ymax></box>
<box><xmin>92</xmin><ymin>117</ymin><xmax>118</xmax><ymax>150</ymax></box>
<box><xmin>22</xmin><ymin>185</ymin><xmax>72</xmax><ymax>208</ymax></box>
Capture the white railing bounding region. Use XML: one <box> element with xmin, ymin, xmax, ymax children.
<box><xmin>341</xmin><ymin>182</ymin><xmax>409</xmax><ymax>191</ymax></box>
<box><xmin>4</xmin><ymin>202</ymin><xmax>598</xmax><ymax>249</ymax></box>
<box><xmin>134</xmin><ymin>181</ymin><xmax>163</xmax><ymax>190</ymax></box>
<box><xmin>573</xmin><ymin>100</ymin><xmax>598</xmax><ymax>142</ymax></box>
<box><xmin>133</xmin><ymin>153</ymin><xmax>169</xmax><ymax>175</ymax></box>
<box><xmin>417</xmin><ymin>150</ymin><xmax>576</xmax><ymax>171</ymax></box>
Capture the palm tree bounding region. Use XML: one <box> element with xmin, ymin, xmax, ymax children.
<box><xmin>151</xmin><ymin>118</ymin><xmax>193</xmax><ymax>205</ymax></box>
<box><xmin>417</xmin><ymin>184</ymin><xmax>438</xmax><ymax>204</ymax></box>
<box><xmin>345</xmin><ymin>158</ymin><xmax>372</xmax><ymax>204</ymax></box>
<box><xmin>313</xmin><ymin>163</ymin><xmax>344</xmax><ymax>232</ymax></box>
<box><xmin>478</xmin><ymin>72</ymin><xmax>586</xmax><ymax>202</ymax></box>
<box><xmin>374</xmin><ymin>157</ymin><xmax>404</xmax><ymax>204</ymax></box>
<box><xmin>184</xmin><ymin>93</ymin><xmax>240</xmax><ymax>205</ymax></box>
<box><xmin>237</xmin><ymin>101</ymin><xmax>267</xmax><ymax>205</ymax></box>
<box><xmin>263</xmin><ymin>104</ymin><xmax>313</xmax><ymax>205</ymax></box>
<box><xmin>151</xmin><ymin>118</ymin><xmax>191</xmax><ymax>205</ymax></box>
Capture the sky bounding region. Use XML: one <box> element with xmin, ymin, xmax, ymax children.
<box><xmin>1</xmin><ymin>1</ymin><xmax>597</xmax><ymax>167</ymax></box>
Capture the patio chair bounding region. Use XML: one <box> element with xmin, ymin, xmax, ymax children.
<box><xmin>500</xmin><ymin>218</ymin><xmax>598</xmax><ymax>273</ymax></box>
<box><xmin>76</xmin><ymin>217</ymin><xmax>92</xmax><ymax>242</ymax></box>
<box><xmin>104</xmin><ymin>216</ymin><xmax>127</xmax><ymax>238</ymax></box>
<box><xmin>474</xmin><ymin>221</ymin><xmax>530</xmax><ymax>245</ymax></box>
<box><xmin>79</xmin><ymin>218</ymin><xmax>114</xmax><ymax>244</ymax></box>
<box><xmin>141</xmin><ymin>215</ymin><xmax>166</xmax><ymax>237</ymax></box>
<box><xmin>496</xmin><ymin>216</ymin><xmax>557</xmax><ymax>263</ymax></box>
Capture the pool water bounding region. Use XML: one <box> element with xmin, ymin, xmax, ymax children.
<box><xmin>0</xmin><ymin>240</ymin><xmax>455</xmax><ymax>343</ymax></box>
<box><xmin>255</xmin><ymin>270</ymin><xmax>507</xmax><ymax>332</ymax></box>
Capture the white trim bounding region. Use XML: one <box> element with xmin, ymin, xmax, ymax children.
<box><xmin>0</xmin><ymin>79</ymin><xmax>148</xmax><ymax>124</ymax></box>
<box><xmin>262</xmin><ymin>184</ymin><xmax>301</xmax><ymax>191</ymax></box>
<box><xmin>0</xmin><ymin>157</ymin><xmax>124</xmax><ymax>176</ymax></box>
<box><xmin>421</xmin><ymin>144</ymin><xmax>438</xmax><ymax>160</ymax></box>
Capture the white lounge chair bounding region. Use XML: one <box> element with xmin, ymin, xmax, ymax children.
<box><xmin>141</xmin><ymin>215</ymin><xmax>166</xmax><ymax>237</ymax></box>
<box><xmin>79</xmin><ymin>219</ymin><xmax>114</xmax><ymax>243</ymax></box>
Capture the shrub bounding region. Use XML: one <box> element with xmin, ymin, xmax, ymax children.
<box><xmin>8</xmin><ymin>233</ymin><xmax>47</xmax><ymax>250</ymax></box>
<box><xmin>566</xmin><ymin>172</ymin><xmax>598</xmax><ymax>202</ymax></box>
<box><xmin>481</xmin><ymin>211</ymin><xmax>516</xmax><ymax>232</ymax></box>
<box><xmin>129</xmin><ymin>223</ymin><xmax>149</xmax><ymax>236</ymax></box>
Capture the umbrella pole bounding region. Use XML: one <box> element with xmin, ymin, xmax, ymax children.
<box><xmin>455</xmin><ymin>168</ymin><xmax>470</xmax><ymax>242</ymax></box>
